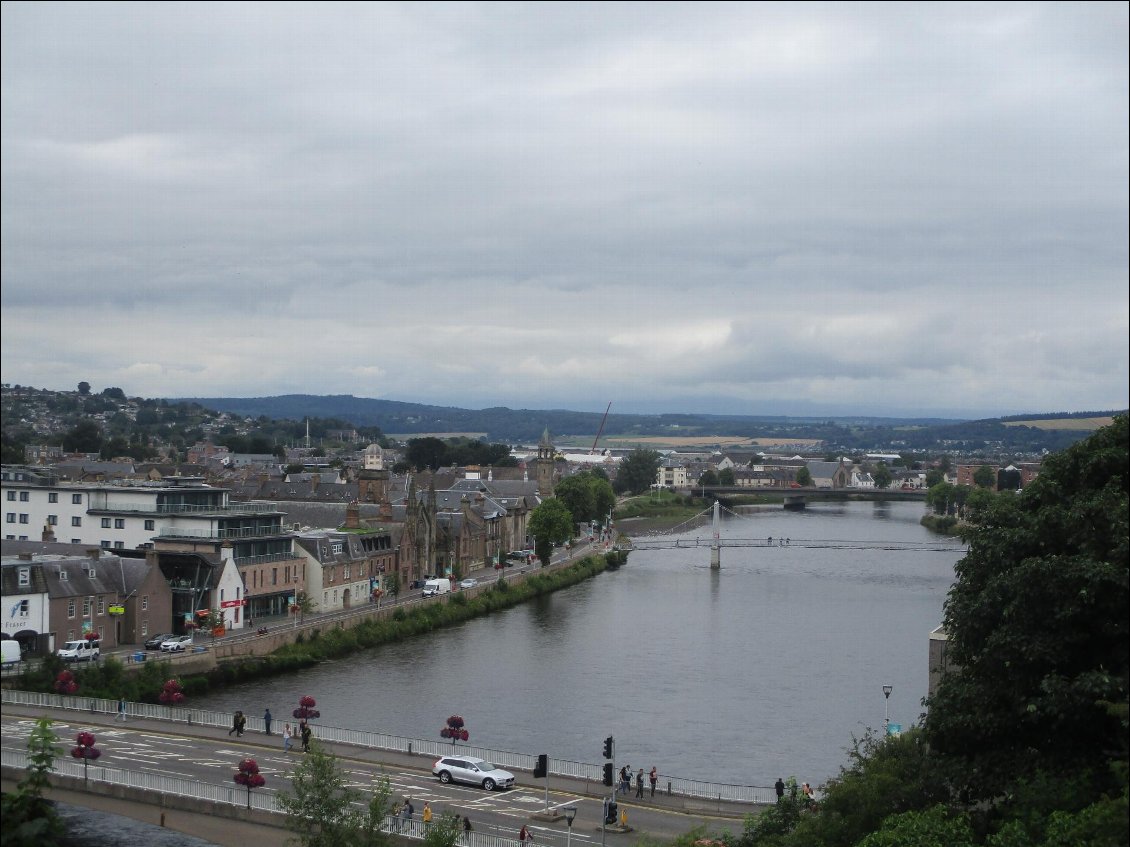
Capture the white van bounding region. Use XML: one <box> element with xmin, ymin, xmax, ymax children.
<box><xmin>1</xmin><ymin>640</ymin><xmax>22</xmax><ymax>668</ymax></box>
<box><xmin>57</xmin><ymin>639</ymin><xmax>100</xmax><ymax>662</ymax></box>
<box><xmin>422</xmin><ymin>578</ymin><xmax>451</xmax><ymax>597</ymax></box>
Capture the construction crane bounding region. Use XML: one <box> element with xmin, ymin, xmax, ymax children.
<box><xmin>590</xmin><ymin>402</ymin><xmax>612</xmax><ymax>454</ymax></box>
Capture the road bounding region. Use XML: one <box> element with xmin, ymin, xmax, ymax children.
<box><xmin>1</xmin><ymin>704</ymin><xmax>751</xmax><ymax>847</ymax></box>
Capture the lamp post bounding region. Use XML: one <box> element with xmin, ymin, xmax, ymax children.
<box><xmin>882</xmin><ymin>684</ymin><xmax>893</xmax><ymax>734</ymax></box>
<box><xmin>563</xmin><ymin>806</ymin><xmax>577</xmax><ymax>847</ymax></box>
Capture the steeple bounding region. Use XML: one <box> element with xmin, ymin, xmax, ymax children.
<box><xmin>536</xmin><ymin>427</ymin><xmax>555</xmax><ymax>497</ymax></box>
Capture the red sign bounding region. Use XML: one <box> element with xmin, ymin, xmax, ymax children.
<box><xmin>220</xmin><ymin>599</ymin><xmax>242</xmax><ymax>609</ymax></box>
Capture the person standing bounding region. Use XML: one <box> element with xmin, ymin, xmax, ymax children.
<box><xmin>649</xmin><ymin>766</ymin><xmax>658</xmax><ymax>797</ymax></box>
<box><xmin>635</xmin><ymin>768</ymin><xmax>644</xmax><ymax>798</ymax></box>
<box><xmin>462</xmin><ymin>817</ymin><xmax>472</xmax><ymax>834</ymax></box>
<box><xmin>283</xmin><ymin>722</ymin><xmax>293</xmax><ymax>752</ymax></box>
<box><xmin>399</xmin><ymin>801</ymin><xmax>411</xmax><ymax>831</ymax></box>
<box><xmin>774</xmin><ymin>777</ymin><xmax>785</xmax><ymax>802</ymax></box>
<box><xmin>618</xmin><ymin>765</ymin><xmax>630</xmax><ymax>795</ymax></box>
<box><xmin>263</xmin><ymin>708</ymin><xmax>273</xmax><ymax>735</ymax></box>
<box><xmin>116</xmin><ymin>696</ymin><xmax>127</xmax><ymax>722</ymax></box>
<box><xmin>300</xmin><ymin>721</ymin><xmax>311</xmax><ymax>752</ymax></box>
<box><xmin>422</xmin><ymin>802</ymin><xmax>433</xmax><ymax>826</ymax></box>
<box><xmin>519</xmin><ymin>825</ymin><xmax>532</xmax><ymax>844</ymax></box>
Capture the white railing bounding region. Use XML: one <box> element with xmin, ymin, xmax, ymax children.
<box><xmin>2</xmin><ymin>689</ymin><xmax>773</xmax><ymax>803</ymax></box>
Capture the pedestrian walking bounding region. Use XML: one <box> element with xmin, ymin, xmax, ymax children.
<box><xmin>399</xmin><ymin>801</ymin><xmax>411</xmax><ymax>830</ymax></box>
<box><xmin>300</xmin><ymin>720</ymin><xmax>311</xmax><ymax>752</ymax></box>
<box><xmin>392</xmin><ymin>802</ymin><xmax>402</xmax><ymax>832</ymax></box>
<box><xmin>635</xmin><ymin>768</ymin><xmax>644</xmax><ymax>798</ymax></box>
<box><xmin>519</xmin><ymin>824</ymin><xmax>533</xmax><ymax>844</ymax></box>
<box><xmin>649</xmin><ymin>766</ymin><xmax>658</xmax><ymax>797</ymax></box>
<box><xmin>462</xmin><ymin>816</ymin><xmax>473</xmax><ymax>834</ymax></box>
<box><xmin>423</xmin><ymin>802</ymin><xmax>433</xmax><ymax>826</ymax></box>
<box><xmin>229</xmin><ymin>710</ymin><xmax>244</xmax><ymax>736</ymax></box>
<box><xmin>236</xmin><ymin>711</ymin><xmax>246</xmax><ymax>736</ymax></box>
<box><xmin>283</xmin><ymin>722</ymin><xmax>293</xmax><ymax>752</ymax></box>
<box><xmin>116</xmin><ymin>696</ymin><xmax>127</xmax><ymax>722</ymax></box>
<box><xmin>774</xmin><ymin>777</ymin><xmax>785</xmax><ymax>802</ymax></box>
<box><xmin>263</xmin><ymin>707</ymin><xmax>273</xmax><ymax>735</ymax></box>
<box><xmin>405</xmin><ymin>799</ymin><xmax>415</xmax><ymax>820</ymax></box>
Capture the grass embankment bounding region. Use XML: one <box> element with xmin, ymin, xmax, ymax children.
<box><xmin>920</xmin><ymin>513</ymin><xmax>966</xmax><ymax>537</ymax></box>
<box><xmin>15</xmin><ymin>554</ymin><xmax>623</xmax><ymax>703</ymax></box>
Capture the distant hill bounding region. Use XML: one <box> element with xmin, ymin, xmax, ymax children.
<box><xmin>175</xmin><ymin>394</ymin><xmax>1124</xmax><ymax>455</ymax></box>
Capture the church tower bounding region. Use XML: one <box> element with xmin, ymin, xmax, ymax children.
<box><xmin>357</xmin><ymin>443</ymin><xmax>389</xmax><ymax>504</ymax></box>
<box><xmin>536</xmin><ymin>427</ymin><xmax>555</xmax><ymax>497</ymax></box>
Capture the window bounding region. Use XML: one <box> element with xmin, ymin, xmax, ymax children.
<box><xmin>113</xmin><ymin>541</ymin><xmax>124</xmax><ymax>549</ymax></box>
<box><xmin>141</xmin><ymin>621</ymin><xmax>148</xmax><ymax>637</ymax></box>
<box><xmin>60</xmin><ymin>569</ymin><xmax>68</xmax><ymax>580</ymax></box>
<box><xmin>71</xmin><ymin>538</ymin><xmax>80</xmax><ymax>544</ymax></box>
<box><xmin>97</xmin><ymin>597</ymin><xmax>105</xmax><ymax>615</ymax></box>
<box><xmin>72</xmin><ymin>494</ymin><xmax>82</xmax><ymax>504</ymax></box>
<box><xmin>144</xmin><ymin>519</ymin><xmax>154</xmax><ymax>531</ymax></box>
<box><xmin>112</xmin><ymin>518</ymin><xmax>124</xmax><ymax>529</ymax></box>
<box><xmin>272</xmin><ymin>568</ymin><xmax>278</xmax><ymax>586</ymax></box>
<box><xmin>5</xmin><ymin>492</ymin><xmax>14</xmax><ymax>501</ymax></box>
<box><xmin>19</xmin><ymin>491</ymin><xmax>28</xmax><ymax>501</ymax></box>
<box><xmin>68</xmin><ymin>600</ymin><xmax>76</xmax><ymax>618</ymax></box>
<box><xmin>142</xmin><ymin>595</ymin><xmax>148</xmax><ymax>611</ymax></box>
<box><xmin>101</xmin><ymin>540</ymin><xmax>111</xmax><ymax>549</ymax></box>
<box><xmin>332</xmin><ymin>542</ymin><xmax>343</xmax><ymax>555</ymax></box>
<box><xmin>72</xmin><ymin>516</ymin><xmax>82</xmax><ymax>527</ymax></box>
<box><xmin>101</xmin><ymin>518</ymin><xmax>111</xmax><ymax>528</ymax></box>
<box><xmin>220</xmin><ymin>588</ymin><xmax>225</xmax><ymax>601</ymax></box>
<box><xmin>344</xmin><ymin>565</ymin><xmax>350</xmax><ymax>580</ymax></box>
<box><xmin>15</xmin><ymin>599</ymin><xmax>29</xmax><ymax>616</ymax></box>
<box><xmin>48</xmin><ymin>515</ymin><xmax>58</xmax><ymax>525</ymax></box>
<box><xmin>68</xmin><ymin>630</ymin><xmax>75</xmax><ymax>641</ymax></box>
<box><xmin>82</xmin><ymin>599</ymin><xmax>92</xmax><ymax>617</ymax></box>
<box><xmin>284</xmin><ymin>566</ymin><xmax>290</xmax><ymax>583</ymax></box>
<box><xmin>5</xmin><ymin>514</ymin><xmax>13</xmax><ymax>523</ymax></box>
<box><xmin>48</xmin><ymin>493</ymin><xmax>58</xmax><ymax>503</ymax></box>
<box><xmin>236</xmin><ymin>586</ymin><xmax>241</xmax><ymax>600</ymax></box>
<box><xmin>18</xmin><ymin>514</ymin><xmax>28</xmax><ymax>524</ymax></box>
<box><xmin>18</xmin><ymin>567</ymin><xmax>30</xmax><ymax>586</ymax></box>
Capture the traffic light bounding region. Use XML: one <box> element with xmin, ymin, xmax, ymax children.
<box><xmin>603</xmin><ymin>736</ymin><xmax>614</xmax><ymax>759</ymax></box>
<box><xmin>602</xmin><ymin>762</ymin><xmax>614</xmax><ymax>786</ymax></box>
<box><xmin>605</xmin><ymin>800</ymin><xmax>618</xmax><ymax>824</ymax></box>
<box><xmin>533</xmin><ymin>753</ymin><xmax>548</xmax><ymax>779</ymax></box>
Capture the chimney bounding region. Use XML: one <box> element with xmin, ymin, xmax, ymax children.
<box><xmin>311</xmin><ymin>473</ymin><xmax>321</xmax><ymax>492</ymax></box>
<box><xmin>86</xmin><ymin>548</ymin><xmax>101</xmax><ymax>560</ymax></box>
<box><xmin>42</xmin><ymin>521</ymin><xmax>57</xmax><ymax>543</ymax></box>
<box><xmin>345</xmin><ymin>500</ymin><xmax>360</xmax><ymax>529</ymax></box>
<box><xmin>18</xmin><ymin>552</ymin><xmax>33</xmax><ymax>561</ymax></box>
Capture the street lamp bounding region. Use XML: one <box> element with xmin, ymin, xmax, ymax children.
<box><xmin>563</xmin><ymin>806</ymin><xmax>577</xmax><ymax>847</ymax></box>
<box><xmin>882</xmin><ymin>684</ymin><xmax>893</xmax><ymax>734</ymax></box>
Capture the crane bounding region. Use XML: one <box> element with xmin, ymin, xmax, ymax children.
<box><xmin>590</xmin><ymin>402</ymin><xmax>611</xmax><ymax>454</ymax></box>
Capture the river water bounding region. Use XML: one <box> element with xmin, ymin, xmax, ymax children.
<box><xmin>199</xmin><ymin>501</ymin><xmax>963</xmax><ymax>788</ymax></box>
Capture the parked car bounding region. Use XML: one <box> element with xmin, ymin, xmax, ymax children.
<box><xmin>144</xmin><ymin>633</ymin><xmax>176</xmax><ymax>650</ymax></box>
<box><xmin>432</xmin><ymin>756</ymin><xmax>515</xmax><ymax>791</ymax></box>
<box><xmin>160</xmin><ymin>635</ymin><xmax>194</xmax><ymax>652</ymax></box>
<box><xmin>459</xmin><ymin>578</ymin><xmax>478</xmax><ymax>589</ymax></box>
<box><xmin>57</xmin><ymin>639</ymin><xmax>100</xmax><ymax>662</ymax></box>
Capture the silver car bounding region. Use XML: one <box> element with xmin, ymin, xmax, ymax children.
<box><xmin>432</xmin><ymin>755</ymin><xmax>514</xmax><ymax>791</ymax></box>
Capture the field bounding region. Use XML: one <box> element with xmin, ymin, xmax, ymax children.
<box><xmin>1001</xmin><ymin>417</ymin><xmax>1114</xmax><ymax>431</ymax></box>
<box><xmin>602</xmin><ymin>435</ymin><xmax>824</xmax><ymax>449</ymax></box>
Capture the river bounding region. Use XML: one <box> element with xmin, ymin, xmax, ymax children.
<box><xmin>198</xmin><ymin>500</ymin><xmax>963</xmax><ymax>788</ymax></box>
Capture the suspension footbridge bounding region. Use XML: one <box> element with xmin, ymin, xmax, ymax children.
<box><xmin>622</xmin><ymin>501</ymin><xmax>966</xmax><ymax>567</ymax></box>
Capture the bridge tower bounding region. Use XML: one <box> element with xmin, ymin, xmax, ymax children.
<box><xmin>710</xmin><ymin>499</ymin><xmax>721</xmax><ymax>569</ymax></box>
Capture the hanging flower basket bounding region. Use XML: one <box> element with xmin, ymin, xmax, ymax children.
<box><xmin>54</xmin><ymin>670</ymin><xmax>78</xmax><ymax>695</ymax></box>
<box><xmin>83</xmin><ymin>631</ymin><xmax>99</xmax><ymax>642</ymax></box>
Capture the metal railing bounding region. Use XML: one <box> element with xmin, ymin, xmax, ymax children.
<box><xmin>1</xmin><ymin>689</ymin><xmax>774</xmax><ymax>804</ymax></box>
<box><xmin>156</xmin><ymin>525</ymin><xmax>289</xmax><ymax>540</ymax></box>
<box><xmin>94</xmin><ymin>501</ymin><xmax>280</xmax><ymax>515</ymax></box>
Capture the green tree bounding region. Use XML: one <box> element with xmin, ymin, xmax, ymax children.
<box><xmin>718</xmin><ymin>467</ymin><xmax>736</xmax><ymax>486</ymax></box>
<box><xmin>872</xmin><ymin>463</ymin><xmax>892</xmax><ymax>489</ymax></box>
<box><xmin>527</xmin><ymin>498</ymin><xmax>574</xmax><ymax>566</ymax></box>
<box><xmin>615</xmin><ymin>448</ymin><xmax>661</xmax><ymax>495</ymax></box>
<box><xmin>406</xmin><ymin>437</ymin><xmax>448</xmax><ymax>471</ymax></box>
<box><xmin>62</xmin><ymin>419</ymin><xmax>102</xmax><ymax>453</ymax></box>
<box><xmin>422</xmin><ymin>812</ymin><xmax>462</xmax><ymax>847</ymax></box>
<box><xmin>0</xmin><ymin>716</ymin><xmax>65</xmax><ymax>847</ymax></box>
<box><xmin>77</xmin><ymin>381</ymin><xmax>91</xmax><ymax>395</ymax></box>
<box><xmin>698</xmin><ymin>469</ymin><xmax>719</xmax><ymax>487</ymax></box>
<box><xmin>926</xmin><ymin>415</ymin><xmax>1129</xmax><ymax>804</ymax></box>
<box><xmin>795</xmin><ymin>467</ymin><xmax>813</xmax><ymax>487</ymax></box>
<box><xmin>972</xmin><ymin>464</ymin><xmax>997</xmax><ymax>489</ymax></box>
<box><xmin>277</xmin><ymin>740</ymin><xmax>394</xmax><ymax>847</ymax></box>
<box><xmin>554</xmin><ymin>474</ymin><xmax>597</xmax><ymax>525</ymax></box>
<box><xmin>925</xmin><ymin>468</ymin><xmax>945</xmax><ymax>488</ymax></box>
<box><xmin>926</xmin><ymin>482</ymin><xmax>955</xmax><ymax>515</ymax></box>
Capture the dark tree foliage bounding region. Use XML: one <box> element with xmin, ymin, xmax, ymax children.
<box><xmin>62</xmin><ymin>419</ymin><xmax>102</xmax><ymax>453</ymax></box>
<box><xmin>406</xmin><ymin>436</ymin><xmax>448</xmax><ymax>471</ymax></box>
<box><xmin>927</xmin><ymin>415</ymin><xmax>1129</xmax><ymax>802</ymax></box>
<box><xmin>615</xmin><ymin>448</ymin><xmax>661</xmax><ymax>495</ymax></box>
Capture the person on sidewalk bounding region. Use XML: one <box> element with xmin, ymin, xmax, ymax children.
<box><xmin>300</xmin><ymin>720</ymin><xmax>311</xmax><ymax>752</ymax></box>
<box><xmin>635</xmin><ymin>768</ymin><xmax>644</xmax><ymax>798</ymax></box>
<box><xmin>462</xmin><ymin>817</ymin><xmax>473</xmax><ymax>835</ymax></box>
<box><xmin>116</xmin><ymin>697</ymin><xmax>127</xmax><ymax>722</ymax></box>
<box><xmin>649</xmin><ymin>766</ymin><xmax>658</xmax><ymax>797</ymax></box>
<box><xmin>228</xmin><ymin>710</ymin><xmax>243</xmax><ymax>736</ymax></box>
<box><xmin>422</xmin><ymin>802</ymin><xmax>433</xmax><ymax>826</ymax></box>
<box><xmin>519</xmin><ymin>824</ymin><xmax>533</xmax><ymax>844</ymax></box>
<box><xmin>283</xmin><ymin>722</ymin><xmax>293</xmax><ymax>752</ymax></box>
<box><xmin>263</xmin><ymin>707</ymin><xmax>272</xmax><ymax>735</ymax></box>
<box><xmin>774</xmin><ymin>777</ymin><xmax>785</xmax><ymax>802</ymax></box>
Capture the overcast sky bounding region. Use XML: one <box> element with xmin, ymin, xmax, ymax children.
<box><xmin>2</xmin><ymin>3</ymin><xmax>1127</xmax><ymax>419</ymax></box>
